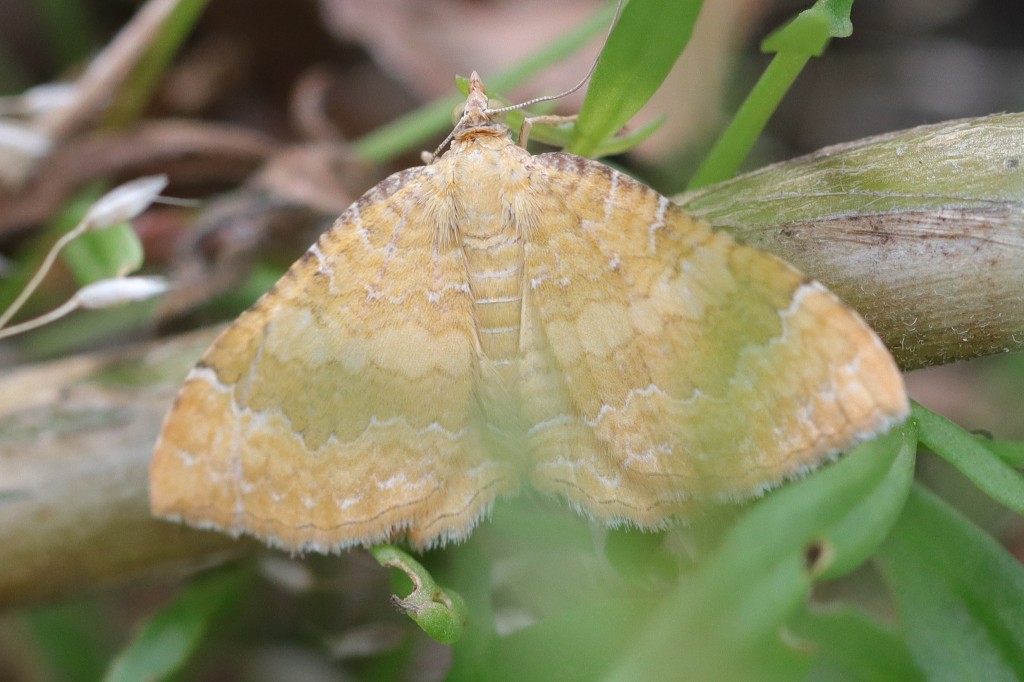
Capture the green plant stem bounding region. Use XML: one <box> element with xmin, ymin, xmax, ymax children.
<box><xmin>102</xmin><ymin>0</ymin><xmax>210</xmax><ymax>129</ymax></box>
<box><xmin>0</xmin><ymin>298</ymin><xmax>81</xmax><ymax>340</ymax></box>
<box><xmin>0</xmin><ymin>221</ymin><xmax>87</xmax><ymax>328</ymax></box>
<box><xmin>687</xmin><ymin>51</ymin><xmax>808</xmax><ymax>189</ymax></box>
<box><xmin>370</xmin><ymin>545</ymin><xmax>467</xmax><ymax>645</ymax></box>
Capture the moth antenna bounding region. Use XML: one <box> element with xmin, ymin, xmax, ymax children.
<box><xmin>427</xmin><ymin>127</ymin><xmax>459</xmax><ymax>164</ymax></box>
<box><xmin>425</xmin><ymin>0</ymin><xmax>623</xmax><ymax>163</ymax></box>
<box><xmin>486</xmin><ymin>0</ymin><xmax>624</xmax><ymax>115</ymax></box>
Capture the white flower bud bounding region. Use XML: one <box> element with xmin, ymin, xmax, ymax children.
<box><xmin>0</xmin><ymin>82</ymin><xmax>76</xmax><ymax>116</ymax></box>
<box><xmin>24</xmin><ymin>83</ymin><xmax>78</xmax><ymax>114</ymax></box>
<box><xmin>73</xmin><ymin>276</ymin><xmax>170</xmax><ymax>309</ymax></box>
<box><xmin>82</xmin><ymin>175</ymin><xmax>169</xmax><ymax>229</ymax></box>
<box><xmin>0</xmin><ymin>121</ymin><xmax>52</xmax><ymax>157</ymax></box>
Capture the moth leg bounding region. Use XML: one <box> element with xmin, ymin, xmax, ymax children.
<box><xmin>519</xmin><ymin>114</ymin><xmax>577</xmax><ymax>149</ymax></box>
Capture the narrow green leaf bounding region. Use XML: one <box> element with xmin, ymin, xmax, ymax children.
<box><xmin>761</xmin><ymin>10</ymin><xmax>831</xmax><ymax>57</ymax></box>
<box><xmin>603</xmin><ymin>427</ymin><xmax>908</xmax><ymax>681</ymax></box>
<box><xmin>687</xmin><ymin>0</ymin><xmax>854</xmax><ymax>189</ymax></box>
<box><xmin>103</xmin><ymin>566</ymin><xmax>249</xmax><ymax>682</ymax></box>
<box><xmin>570</xmin><ymin>0</ymin><xmax>703</xmax><ymax>157</ymax></box>
<box><xmin>588</xmin><ymin>116</ymin><xmax>664</xmax><ymax>156</ymax></box>
<box><xmin>816</xmin><ymin>0</ymin><xmax>854</xmax><ymax>37</ymax></box>
<box><xmin>603</xmin><ymin>528</ymin><xmax>676</xmax><ymax>585</ymax></box>
<box><xmin>980</xmin><ymin>438</ymin><xmax>1024</xmax><ymax>468</ymax></box>
<box><xmin>877</xmin><ymin>485</ymin><xmax>1024</xmax><ymax>681</ymax></box>
<box><xmin>715</xmin><ymin>426</ymin><xmax>907</xmax><ymax>575</ymax></box>
<box><xmin>790</xmin><ymin>606</ymin><xmax>924</xmax><ymax>682</ymax></box>
<box><xmin>761</xmin><ymin>0</ymin><xmax>853</xmax><ymax>57</ymax></box>
<box><xmin>815</xmin><ymin>421</ymin><xmax>917</xmax><ymax>580</ymax></box>
<box><xmin>103</xmin><ymin>0</ymin><xmax>210</xmax><ymax>128</ymax></box>
<box><xmin>687</xmin><ymin>52</ymin><xmax>805</xmax><ymax>189</ymax></box>
<box><xmin>489</xmin><ymin>597</ymin><xmax>655</xmax><ymax>682</ymax></box>
<box><xmin>516</xmin><ymin>114</ymin><xmax>663</xmax><ymax>157</ymax></box>
<box><xmin>912</xmin><ymin>402</ymin><xmax>1024</xmax><ymax>514</ymax></box>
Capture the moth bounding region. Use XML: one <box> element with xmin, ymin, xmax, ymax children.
<box><xmin>150</xmin><ymin>74</ymin><xmax>908</xmax><ymax>551</ymax></box>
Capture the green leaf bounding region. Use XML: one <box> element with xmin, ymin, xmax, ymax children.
<box><xmin>814</xmin><ymin>421</ymin><xmax>917</xmax><ymax>580</ymax></box>
<box><xmin>569</xmin><ymin>0</ymin><xmax>703</xmax><ymax>157</ymax></box>
<box><xmin>488</xmin><ymin>597</ymin><xmax>656</xmax><ymax>682</ymax></box>
<box><xmin>761</xmin><ymin>0</ymin><xmax>853</xmax><ymax>57</ymax></box>
<box><xmin>603</xmin><ymin>528</ymin><xmax>676</xmax><ymax>585</ymax></box>
<box><xmin>877</xmin><ymin>485</ymin><xmax>1024</xmax><ymax>681</ymax></box>
<box><xmin>49</xmin><ymin>183</ymin><xmax>146</xmax><ymax>284</ymax></box>
<box><xmin>714</xmin><ymin>425</ymin><xmax>910</xmax><ymax>584</ymax></box>
<box><xmin>103</xmin><ymin>566</ymin><xmax>249</xmax><ymax>682</ymax></box>
<box><xmin>912</xmin><ymin>402</ymin><xmax>1024</xmax><ymax>514</ymax></box>
<box><xmin>61</xmin><ymin>223</ymin><xmax>145</xmax><ymax>283</ymax></box>
<box><xmin>513</xmin><ymin>113</ymin><xmax>663</xmax><ymax>157</ymax></box>
<box><xmin>981</xmin><ymin>438</ymin><xmax>1024</xmax><ymax>468</ymax></box>
<box><xmin>603</xmin><ymin>426</ymin><xmax>910</xmax><ymax>681</ymax></box>
<box><xmin>790</xmin><ymin>606</ymin><xmax>924</xmax><ymax>682</ymax></box>
<box><xmin>588</xmin><ymin>116</ymin><xmax>664</xmax><ymax>156</ymax></box>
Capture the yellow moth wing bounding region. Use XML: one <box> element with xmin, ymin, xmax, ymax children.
<box><xmin>150</xmin><ymin>167</ymin><xmax>519</xmax><ymax>551</ymax></box>
<box><xmin>519</xmin><ymin>154</ymin><xmax>909</xmax><ymax>525</ymax></box>
<box><xmin>151</xmin><ymin>73</ymin><xmax>910</xmax><ymax>551</ymax></box>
